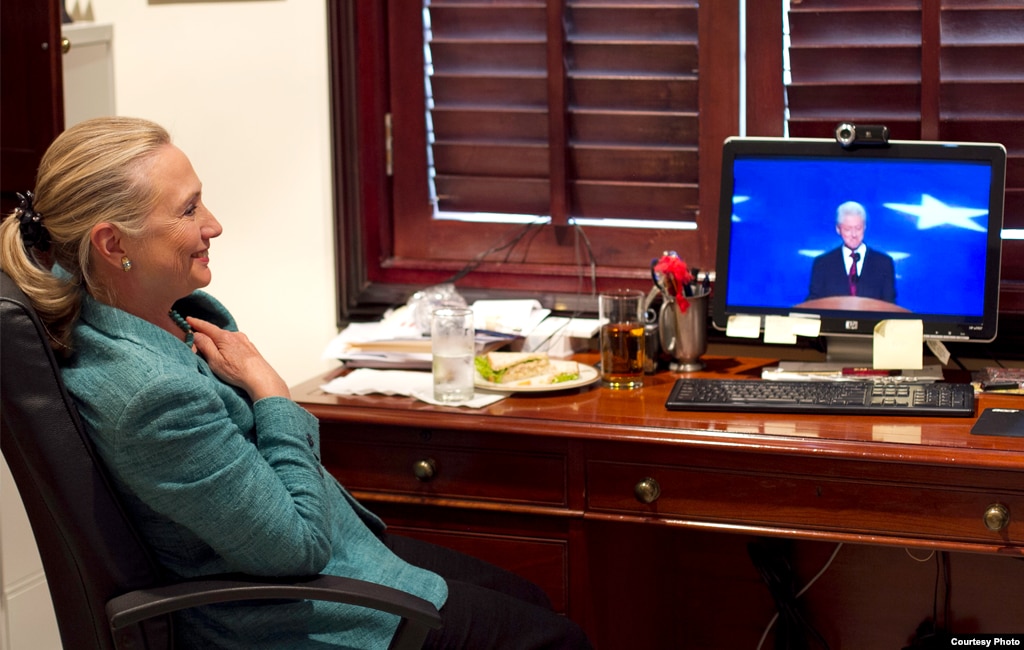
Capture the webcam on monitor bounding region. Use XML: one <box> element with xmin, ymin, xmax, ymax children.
<box><xmin>834</xmin><ymin>122</ymin><xmax>889</xmax><ymax>148</ymax></box>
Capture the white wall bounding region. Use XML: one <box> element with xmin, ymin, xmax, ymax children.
<box><xmin>95</xmin><ymin>0</ymin><xmax>340</xmax><ymax>389</ymax></box>
<box><xmin>1</xmin><ymin>2</ymin><xmax>339</xmax><ymax>648</ymax></box>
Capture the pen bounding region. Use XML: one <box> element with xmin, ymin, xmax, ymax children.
<box><xmin>475</xmin><ymin>329</ymin><xmax>520</xmax><ymax>339</ymax></box>
<box><xmin>982</xmin><ymin>381</ymin><xmax>1020</xmax><ymax>391</ymax></box>
<box><xmin>841</xmin><ymin>368</ymin><xmax>899</xmax><ymax>377</ymax></box>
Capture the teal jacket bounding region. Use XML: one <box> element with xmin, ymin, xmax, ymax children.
<box><xmin>61</xmin><ymin>291</ymin><xmax>447</xmax><ymax>649</ymax></box>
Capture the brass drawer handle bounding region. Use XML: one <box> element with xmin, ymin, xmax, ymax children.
<box><xmin>983</xmin><ymin>503</ymin><xmax>1010</xmax><ymax>532</ymax></box>
<box><xmin>413</xmin><ymin>458</ymin><xmax>437</xmax><ymax>482</ymax></box>
<box><xmin>634</xmin><ymin>477</ymin><xmax>661</xmax><ymax>504</ymax></box>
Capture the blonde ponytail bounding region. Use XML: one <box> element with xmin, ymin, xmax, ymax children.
<box><xmin>0</xmin><ymin>117</ymin><xmax>171</xmax><ymax>355</ymax></box>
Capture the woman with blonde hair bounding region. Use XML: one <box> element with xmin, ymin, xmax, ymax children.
<box><xmin>1</xmin><ymin>116</ymin><xmax>590</xmax><ymax>650</ymax></box>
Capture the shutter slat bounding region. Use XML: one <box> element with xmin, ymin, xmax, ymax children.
<box><xmin>571</xmin><ymin>181</ymin><xmax>698</xmax><ymax>221</ymax></box>
<box><xmin>569</xmin><ymin>78</ymin><xmax>697</xmax><ymax>111</ymax></box>
<box><xmin>786</xmin><ymin>84</ymin><xmax>921</xmax><ymax>119</ymax></box>
<box><xmin>431</xmin><ymin>76</ymin><xmax>547</xmax><ymax>107</ymax></box>
<box><xmin>572</xmin><ymin>146</ymin><xmax>697</xmax><ymax>184</ymax></box>
<box><xmin>429</xmin><ymin>43</ymin><xmax>545</xmax><ymax>72</ymax></box>
<box><xmin>433</xmin><ymin>143</ymin><xmax>549</xmax><ymax>177</ymax></box>
<box><xmin>434</xmin><ymin>176</ymin><xmax>550</xmax><ymax>216</ymax></box>
<box><xmin>571</xmin><ymin>111</ymin><xmax>697</xmax><ymax>145</ymax></box>
<box><xmin>942</xmin><ymin>83</ymin><xmax>1024</xmax><ymax>118</ymax></box>
<box><xmin>569</xmin><ymin>42</ymin><xmax>697</xmax><ymax>76</ymax></box>
<box><xmin>432</xmin><ymin>108</ymin><xmax>548</xmax><ymax>141</ymax></box>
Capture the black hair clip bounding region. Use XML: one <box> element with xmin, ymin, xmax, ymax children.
<box><xmin>16</xmin><ymin>191</ymin><xmax>51</xmax><ymax>252</ymax></box>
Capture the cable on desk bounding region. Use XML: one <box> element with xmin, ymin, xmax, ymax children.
<box><xmin>751</xmin><ymin>541</ymin><xmax>843</xmax><ymax>650</ymax></box>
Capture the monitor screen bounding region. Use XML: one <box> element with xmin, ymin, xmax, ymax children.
<box><xmin>712</xmin><ymin>136</ymin><xmax>1006</xmax><ymax>360</ymax></box>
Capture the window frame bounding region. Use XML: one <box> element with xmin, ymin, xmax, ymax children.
<box><xmin>327</xmin><ymin>0</ymin><xmax>740</xmax><ymax>322</ymax></box>
<box><xmin>328</xmin><ymin>0</ymin><xmax>1022</xmax><ymax>330</ymax></box>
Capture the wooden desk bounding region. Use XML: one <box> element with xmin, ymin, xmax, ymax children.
<box><xmin>293</xmin><ymin>354</ymin><xmax>1024</xmax><ymax>648</ymax></box>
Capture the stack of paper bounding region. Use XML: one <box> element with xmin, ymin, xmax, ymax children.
<box><xmin>322</xmin><ymin>300</ymin><xmax>549</xmax><ymax>369</ymax></box>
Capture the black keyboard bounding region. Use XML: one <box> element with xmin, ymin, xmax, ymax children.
<box><xmin>665</xmin><ymin>379</ymin><xmax>976</xmax><ymax>417</ymax></box>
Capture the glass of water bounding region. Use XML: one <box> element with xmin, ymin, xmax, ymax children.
<box><xmin>431</xmin><ymin>307</ymin><xmax>475</xmax><ymax>403</ymax></box>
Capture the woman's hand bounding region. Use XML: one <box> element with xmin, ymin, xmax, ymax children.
<box><xmin>188</xmin><ymin>317</ymin><xmax>291</xmax><ymax>401</ymax></box>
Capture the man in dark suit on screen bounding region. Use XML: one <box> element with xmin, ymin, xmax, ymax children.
<box><xmin>807</xmin><ymin>201</ymin><xmax>896</xmax><ymax>303</ymax></box>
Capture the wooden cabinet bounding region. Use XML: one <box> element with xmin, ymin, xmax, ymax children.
<box><xmin>295</xmin><ymin>361</ymin><xmax>1024</xmax><ymax>648</ymax></box>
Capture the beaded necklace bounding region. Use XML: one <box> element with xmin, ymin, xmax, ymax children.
<box><xmin>168</xmin><ymin>309</ymin><xmax>195</xmax><ymax>347</ymax></box>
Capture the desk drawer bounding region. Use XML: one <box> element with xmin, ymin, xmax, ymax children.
<box><xmin>587</xmin><ymin>460</ymin><xmax>1024</xmax><ymax>547</ymax></box>
<box><xmin>320</xmin><ymin>425</ymin><xmax>568</xmax><ymax>508</ymax></box>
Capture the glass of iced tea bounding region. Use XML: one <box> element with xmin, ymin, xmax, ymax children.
<box><xmin>598</xmin><ymin>289</ymin><xmax>646</xmax><ymax>389</ymax></box>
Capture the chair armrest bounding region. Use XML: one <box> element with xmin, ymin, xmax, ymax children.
<box><xmin>106</xmin><ymin>573</ymin><xmax>441</xmax><ymax>650</ymax></box>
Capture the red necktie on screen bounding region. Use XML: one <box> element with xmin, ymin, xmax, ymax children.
<box><xmin>849</xmin><ymin>251</ymin><xmax>860</xmax><ymax>296</ymax></box>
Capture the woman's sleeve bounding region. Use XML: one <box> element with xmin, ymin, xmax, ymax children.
<box><xmin>110</xmin><ymin>376</ymin><xmax>333</xmax><ymax>577</ymax></box>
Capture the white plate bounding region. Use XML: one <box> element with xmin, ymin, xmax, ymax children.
<box><xmin>474</xmin><ymin>363</ymin><xmax>600</xmax><ymax>393</ymax></box>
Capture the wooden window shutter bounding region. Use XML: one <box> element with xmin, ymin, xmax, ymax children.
<box><xmin>786</xmin><ymin>0</ymin><xmax>1024</xmax><ymax>314</ymax></box>
<box><xmin>426</xmin><ymin>1</ymin><xmax>700</xmax><ymax>226</ymax></box>
<box><xmin>382</xmin><ymin>0</ymin><xmax>734</xmax><ymax>293</ymax></box>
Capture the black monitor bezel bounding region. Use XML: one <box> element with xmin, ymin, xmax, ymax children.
<box><xmin>711</xmin><ymin>136</ymin><xmax>1006</xmax><ymax>344</ymax></box>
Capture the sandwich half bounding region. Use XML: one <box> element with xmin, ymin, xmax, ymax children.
<box><xmin>475</xmin><ymin>352</ymin><xmax>580</xmax><ymax>386</ymax></box>
<box><xmin>475</xmin><ymin>351</ymin><xmax>551</xmax><ymax>384</ymax></box>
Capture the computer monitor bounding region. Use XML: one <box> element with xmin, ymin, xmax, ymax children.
<box><xmin>711</xmin><ymin>136</ymin><xmax>1006</xmax><ymax>364</ymax></box>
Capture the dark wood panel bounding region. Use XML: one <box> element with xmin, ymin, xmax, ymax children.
<box><xmin>568</xmin><ymin>77</ymin><xmax>698</xmax><ymax>111</ymax></box>
<box><xmin>570</xmin><ymin>146</ymin><xmax>697</xmax><ymax>183</ymax></box>
<box><xmin>433</xmin><ymin>143</ymin><xmax>549</xmax><ymax>177</ymax></box>
<box><xmin>0</xmin><ymin>0</ymin><xmax>63</xmax><ymax>205</ymax></box>
<box><xmin>567</xmin><ymin>4</ymin><xmax>698</xmax><ymax>40</ymax></box>
<box><xmin>433</xmin><ymin>176</ymin><xmax>550</xmax><ymax>215</ymax></box>
<box><xmin>570</xmin><ymin>182</ymin><xmax>698</xmax><ymax>221</ymax></box>
<box><xmin>431</xmin><ymin>75</ymin><xmax>547</xmax><ymax>106</ymax></box>
<box><xmin>942</xmin><ymin>82</ymin><xmax>1024</xmax><ymax>116</ymax></box>
<box><xmin>789</xmin><ymin>47</ymin><xmax>920</xmax><ymax>83</ymax></box>
<box><xmin>430</xmin><ymin>43</ymin><xmax>546</xmax><ymax>72</ymax></box>
<box><xmin>941</xmin><ymin>45</ymin><xmax>1024</xmax><ymax>80</ymax></box>
<box><xmin>568</xmin><ymin>43</ymin><xmax>697</xmax><ymax>75</ymax></box>
<box><xmin>428</xmin><ymin>5</ymin><xmax>546</xmax><ymax>39</ymax></box>
<box><xmin>786</xmin><ymin>84</ymin><xmax>922</xmax><ymax>118</ymax></box>
<box><xmin>788</xmin><ymin>7</ymin><xmax>921</xmax><ymax>45</ymax></box>
<box><xmin>571</xmin><ymin>111</ymin><xmax>697</xmax><ymax>145</ymax></box>
<box><xmin>431</xmin><ymin>108</ymin><xmax>548</xmax><ymax>141</ymax></box>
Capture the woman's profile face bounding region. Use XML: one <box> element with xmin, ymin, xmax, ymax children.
<box><xmin>131</xmin><ymin>144</ymin><xmax>223</xmax><ymax>303</ymax></box>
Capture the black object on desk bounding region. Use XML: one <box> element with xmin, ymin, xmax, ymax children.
<box><xmin>971</xmin><ymin>408</ymin><xmax>1024</xmax><ymax>437</ymax></box>
<box><xmin>665</xmin><ymin>378</ymin><xmax>976</xmax><ymax>417</ymax></box>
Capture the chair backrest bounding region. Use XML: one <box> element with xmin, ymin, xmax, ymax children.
<box><xmin>1</xmin><ymin>269</ymin><xmax>172</xmax><ymax>650</ymax></box>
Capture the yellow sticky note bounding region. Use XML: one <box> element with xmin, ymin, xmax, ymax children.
<box><xmin>873</xmin><ymin>319</ymin><xmax>923</xmax><ymax>370</ymax></box>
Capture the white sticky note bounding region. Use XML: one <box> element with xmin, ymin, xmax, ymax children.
<box><xmin>726</xmin><ymin>314</ymin><xmax>762</xmax><ymax>339</ymax></box>
<box><xmin>873</xmin><ymin>319</ymin><xmax>923</xmax><ymax>370</ymax></box>
<box><xmin>789</xmin><ymin>316</ymin><xmax>821</xmax><ymax>338</ymax></box>
<box><xmin>764</xmin><ymin>315</ymin><xmax>797</xmax><ymax>344</ymax></box>
<box><xmin>926</xmin><ymin>339</ymin><xmax>951</xmax><ymax>366</ymax></box>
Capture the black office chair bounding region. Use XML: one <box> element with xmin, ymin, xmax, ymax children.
<box><xmin>0</xmin><ymin>269</ymin><xmax>442</xmax><ymax>650</ymax></box>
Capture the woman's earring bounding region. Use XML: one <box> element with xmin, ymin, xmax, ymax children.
<box><xmin>121</xmin><ymin>256</ymin><xmax>132</xmax><ymax>272</ymax></box>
